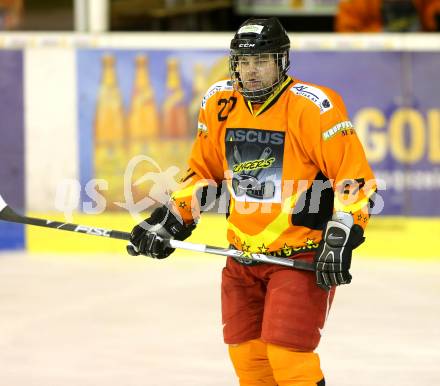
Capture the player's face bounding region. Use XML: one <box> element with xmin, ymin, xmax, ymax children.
<box><xmin>237</xmin><ymin>54</ymin><xmax>279</xmax><ymax>92</ymax></box>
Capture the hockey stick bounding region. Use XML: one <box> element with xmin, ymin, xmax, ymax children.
<box><xmin>170</xmin><ymin>240</ymin><xmax>315</xmax><ymax>271</ymax></box>
<box><xmin>0</xmin><ymin>195</ymin><xmax>130</xmax><ymax>241</ymax></box>
<box><xmin>0</xmin><ymin>195</ymin><xmax>315</xmax><ymax>272</ymax></box>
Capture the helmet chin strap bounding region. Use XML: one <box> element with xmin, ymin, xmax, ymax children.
<box><xmin>242</xmin><ymin>74</ymin><xmax>288</xmax><ymax>104</ymax></box>
<box><xmin>242</xmin><ymin>85</ymin><xmax>277</xmax><ymax>104</ymax></box>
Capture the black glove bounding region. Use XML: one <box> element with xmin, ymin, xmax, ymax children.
<box><xmin>127</xmin><ymin>206</ymin><xmax>196</xmax><ymax>259</ymax></box>
<box><xmin>314</xmin><ymin>212</ymin><xmax>365</xmax><ymax>291</ymax></box>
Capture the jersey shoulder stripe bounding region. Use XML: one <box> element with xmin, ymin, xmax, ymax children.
<box><xmin>201</xmin><ymin>79</ymin><xmax>234</xmax><ymax>110</ymax></box>
<box><xmin>290</xmin><ymin>82</ymin><xmax>333</xmax><ymax>114</ymax></box>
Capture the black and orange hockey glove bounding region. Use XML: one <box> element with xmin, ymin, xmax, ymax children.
<box><xmin>127</xmin><ymin>206</ymin><xmax>196</xmax><ymax>259</ymax></box>
<box><xmin>314</xmin><ymin>212</ymin><xmax>365</xmax><ymax>291</ymax></box>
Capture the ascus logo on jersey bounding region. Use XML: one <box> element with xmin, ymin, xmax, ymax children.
<box><xmin>226</xmin><ymin>129</ymin><xmax>284</xmax><ymax>145</ymax></box>
<box><xmin>201</xmin><ymin>80</ymin><xmax>233</xmax><ymax>109</ymax></box>
<box><xmin>291</xmin><ymin>83</ymin><xmax>333</xmax><ymax>114</ymax></box>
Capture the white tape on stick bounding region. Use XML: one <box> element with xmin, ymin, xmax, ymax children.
<box><xmin>0</xmin><ymin>195</ymin><xmax>7</xmax><ymax>211</ymax></box>
<box><xmin>170</xmin><ymin>240</ymin><xmax>206</xmax><ymax>253</ymax></box>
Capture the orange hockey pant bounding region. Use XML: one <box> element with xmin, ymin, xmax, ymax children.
<box><xmin>228</xmin><ymin>339</ymin><xmax>325</xmax><ymax>386</ymax></box>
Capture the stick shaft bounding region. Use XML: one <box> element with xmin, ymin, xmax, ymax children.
<box><xmin>169</xmin><ymin>240</ymin><xmax>315</xmax><ymax>272</ymax></box>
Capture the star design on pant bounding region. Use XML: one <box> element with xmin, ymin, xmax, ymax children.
<box><xmin>306</xmin><ymin>238</ymin><xmax>318</xmax><ymax>249</ymax></box>
<box><xmin>258</xmin><ymin>243</ymin><xmax>269</xmax><ymax>254</ymax></box>
<box><xmin>241</xmin><ymin>241</ymin><xmax>252</xmax><ymax>258</ymax></box>
<box><xmin>178</xmin><ymin>201</ymin><xmax>187</xmax><ymax>208</ymax></box>
<box><xmin>282</xmin><ymin>243</ymin><xmax>292</xmax><ymax>256</ymax></box>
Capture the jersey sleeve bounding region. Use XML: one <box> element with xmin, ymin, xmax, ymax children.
<box><xmin>300</xmin><ymin>90</ymin><xmax>376</xmax><ymax>229</ymax></box>
<box><xmin>171</xmin><ymin>100</ymin><xmax>224</xmax><ymax>224</ymax></box>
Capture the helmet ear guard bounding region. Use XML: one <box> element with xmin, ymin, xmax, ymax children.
<box><xmin>229</xmin><ymin>17</ymin><xmax>291</xmax><ymax>103</ymax></box>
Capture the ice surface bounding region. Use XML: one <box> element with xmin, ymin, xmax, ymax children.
<box><xmin>0</xmin><ymin>252</ymin><xmax>439</xmax><ymax>385</ymax></box>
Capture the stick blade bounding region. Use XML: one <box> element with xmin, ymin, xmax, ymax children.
<box><xmin>0</xmin><ymin>194</ymin><xmax>7</xmax><ymax>212</ymax></box>
<box><xmin>0</xmin><ymin>194</ymin><xmax>23</xmax><ymax>223</ymax></box>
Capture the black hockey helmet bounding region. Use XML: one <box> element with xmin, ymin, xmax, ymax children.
<box><xmin>230</xmin><ymin>17</ymin><xmax>290</xmax><ymax>55</ymax></box>
<box><xmin>229</xmin><ymin>17</ymin><xmax>291</xmax><ymax>103</ymax></box>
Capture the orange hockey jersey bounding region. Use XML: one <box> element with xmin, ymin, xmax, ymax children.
<box><xmin>172</xmin><ymin>77</ymin><xmax>376</xmax><ymax>258</ymax></box>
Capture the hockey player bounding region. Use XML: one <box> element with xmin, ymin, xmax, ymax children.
<box><xmin>129</xmin><ymin>17</ymin><xmax>376</xmax><ymax>386</ymax></box>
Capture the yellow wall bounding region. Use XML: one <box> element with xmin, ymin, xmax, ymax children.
<box><xmin>26</xmin><ymin>212</ymin><xmax>440</xmax><ymax>259</ymax></box>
